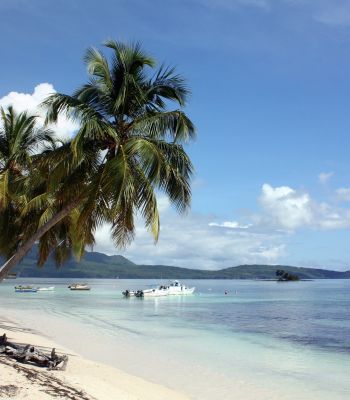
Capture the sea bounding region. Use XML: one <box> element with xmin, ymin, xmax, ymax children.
<box><xmin>1</xmin><ymin>278</ymin><xmax>350</xmax><ymax>399</ymax></box>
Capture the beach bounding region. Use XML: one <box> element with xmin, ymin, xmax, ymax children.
<box><xmin>0</xmin><ymin>317</ymin><xmax>190</xmax><ymax>400</ymax></box>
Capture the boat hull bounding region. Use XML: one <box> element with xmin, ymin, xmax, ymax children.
<box><xmin>168</xmin><ymin>287</ymin><xmax>195</xmax><ymax>295</ymax></box>
<box><xmin>137</xmin><ymin>289</ymin><xmax>169</xmax><ymax>297</ymax></box>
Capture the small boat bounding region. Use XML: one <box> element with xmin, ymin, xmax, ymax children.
<box><xmin>37</xmin><ymin>286</ymin><xmax>55</xmax><ymax>291</ymax></box>
<box><xmin>135</xmin><ymin>285</ymin><xmax>169</xmax><ymax>298</ymax></box>
<box><xmin>14</xmin><ymin>285</ymin><xmax>37</xmax><ymax>293</ymax></box>
<box><xmin>69</xmin><ymin>283</ymin><xmax>91</xmax><ymax>291</ymax></box>
<box><xmin>68</xmin><ymin>283</ymin><xmax>88</xmax><ymax>288</ymax></box>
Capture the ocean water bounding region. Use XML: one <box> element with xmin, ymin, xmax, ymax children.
<box><xmin>1</xmin><ymin>278</ymin><xmax>350</xmax><ymax>399</ymax></box>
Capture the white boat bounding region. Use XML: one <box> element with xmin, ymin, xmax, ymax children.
<box><xmin>131</xmin><ymin>281</ymin><xmax>195</xmax><ymax>298</ymax></box>
<box><xmin>69</xmin><ymin>283</ymin><xmax>91</xmax><ymax>291</ymax></box>
<box><xmin>136</xmin><ymin>285</ymin><xmax>169</xmax><ymax>297</ymax></box>
<box><xmin>168</xmin><ymin>280</ymin><xmax>195</xmax><ymax>295</ymax></box>
<box><xmin>37</xmin><ymin>286</ymin><xmax>55</xmax><ymax>291</ymax></box>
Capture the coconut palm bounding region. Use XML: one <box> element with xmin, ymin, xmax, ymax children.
<box><xmin>0</xmin><ymin>40</ymin><xmax>195</xmax><ymax>280</ymax></box>
<box><xmin>0</xmin><ymin>106</ymin><xmax>55</xmax><ymax>259</ymax></box>
<box><xmin>0</xmin><ymin>106</ymin><xmax>54</xmax><ymax>206</ymax></box>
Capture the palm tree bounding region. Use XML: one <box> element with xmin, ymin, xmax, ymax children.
<box><xmin>0</xmin><ymin>106</ymin><xmax>55</xmax><ymax>259</ymax></box>
<box><xmin>0</xmin><ymin>106</ymin><xmax>53</xmax><ymax>206</ymax></box>
<box><xmin>0</xmin><ymin>40</ymin><xmax>195</xmax><ymax>280</ymax></box>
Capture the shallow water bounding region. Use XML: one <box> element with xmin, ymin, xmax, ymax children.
<box><xmin>1</xmin><ymin>278</ymin><xmax>350</xmax><ymax>399</ymax></box>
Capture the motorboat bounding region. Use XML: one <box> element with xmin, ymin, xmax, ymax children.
<box><xmin>124</xmin><ymin>281</ymin><xmax>195</xmax><ymax>298</ymax></box>
<box><xmin>69</xmin><ymin>283</ymin><xmax>91</xmax><ymax>291</ymax></box>
<box><xmin>168</xmin><ymin>280</ymin><xmax>195</xmax><ymax>295</ymax></box>
<box><xmin>14</xmin><ymin>285</ymin><xmax>37</xmax><ymax>293</ymax></box>
<box><xmin>37</xmin><ymin>286</ymin><xmax>55</xmax><ymax>291</ymax></box>
<box><xmin>135</xmin><ymin>285</ymin><xmax>169</xmax><ymax>297</ymax></box>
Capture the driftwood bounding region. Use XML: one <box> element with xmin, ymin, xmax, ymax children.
<box><xmin>0</xmin><ymin>333</ymin><xmax>68</xmax><ymax>370</ymax></box>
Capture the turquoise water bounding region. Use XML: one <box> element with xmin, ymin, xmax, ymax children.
<box><xmin>1</xmin><ymin>278</ymin><xmax>350</xmax><ymax>399</ymax></box>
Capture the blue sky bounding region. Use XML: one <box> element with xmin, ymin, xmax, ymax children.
<box><xmin>2</xmin><ymin>0</ymin><xmax>350</xmax><ymax>269</ymax></box>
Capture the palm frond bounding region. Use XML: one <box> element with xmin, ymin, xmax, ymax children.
<box><xmin>131</xmin><ymin>110</ymin><xmax>196</xmax><ymax>142</ymax></box>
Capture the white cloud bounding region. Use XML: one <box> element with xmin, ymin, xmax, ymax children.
<box><xmin>209</xmin><ymin>221</ymin><xmax>252</xmax><ymax>229</ymax></box>
<box><xmin>259</xmin><ymin>183</ymin><xmax>313</xmax><ymax>229</ymax></box>
<box><xmin>318</xmin><ymin>171</ymin><xmax>334</xmax><ymax>184</ymax></box>
<box><xmin>0</xmin><ymin>83</ymin><xmax>78</xmax><ymax>139</ymax></box>
<box><xmin>94</xmin><ymin>199</ymin><xmax>285</xmax><ymax>269</ymax></box>
<box><xmin>335</xmin><ymin>188</ymin><xmax>350</xmax><ymax>202</ymax></box>
<box><xmin>260</xmin><ymin>183</ymin><xmax>350</xmax><ymax>231</ymax></box>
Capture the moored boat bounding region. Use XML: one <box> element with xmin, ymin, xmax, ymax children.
<box><xmin>14</xmin><ymin>285</ymin><xmax>37</xmax><ymax>293</ymax></box>
<box><xmin>124</xmin><ymin>281</ymin><xmax>195</xmax><ymax>298</ymax></box>
<box><xmin>69</xmin><ymin>283</ymin><xmax>91</xmax><ymax>291</ymax></box>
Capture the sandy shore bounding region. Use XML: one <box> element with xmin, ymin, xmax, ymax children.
<box><xmin>0</xmin><ymin>318</ymin><xmax>190</xmax><ymax>400</ymax></box>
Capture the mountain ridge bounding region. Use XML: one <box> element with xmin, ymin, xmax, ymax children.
<box><xmin>6</xmin><ymin>247</ymin><xmax>350</xmax><ymax>279</ymax></box>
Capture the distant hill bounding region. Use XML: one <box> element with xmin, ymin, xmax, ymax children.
<box><xmin>4</xmin><ymin>247</ymin><xmax>350</xmax><ymax>279</ymax></box>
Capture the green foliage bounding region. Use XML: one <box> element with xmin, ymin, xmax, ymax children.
<box><xmin>0</xmin><ymin>106</ymin><xmax>57</xmax><ymax>258</ymax></box>
<box><xmin>276</xmin><ymin>269</ymin><xmax>300</xmax><ymax>281</ymax></box>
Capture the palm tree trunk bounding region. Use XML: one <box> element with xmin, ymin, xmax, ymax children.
<box><xmin>0</xmin><ymin>198</ymin><xmax>81</xmax><ymax>282</ymax></box>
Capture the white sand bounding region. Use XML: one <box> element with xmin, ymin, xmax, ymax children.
<box><xmin>0</xmin><ymin>319</ymin><xmax>190</xmax><ymax>400</ymax></box>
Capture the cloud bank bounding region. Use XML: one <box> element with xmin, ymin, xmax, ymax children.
<box><xmin>93</xmin><ymin>182</ymin><xmax>350</xmax><ymax>269</ymax></box>
<box><xmin>95</xmin><ymin>203</ymin><xmax>286</xmax><ymax>270</ymax></box>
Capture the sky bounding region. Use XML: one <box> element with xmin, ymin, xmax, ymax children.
<box><xmin>1</xmin><ymin>0</ymin><xmax>350</xmax><ymax>270</ymax></box>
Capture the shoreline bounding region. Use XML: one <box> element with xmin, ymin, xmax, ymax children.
<box><xmin>0</xmin><ymin>317</ymin><xmax>190</xmax><ymax>400</ymax></box>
